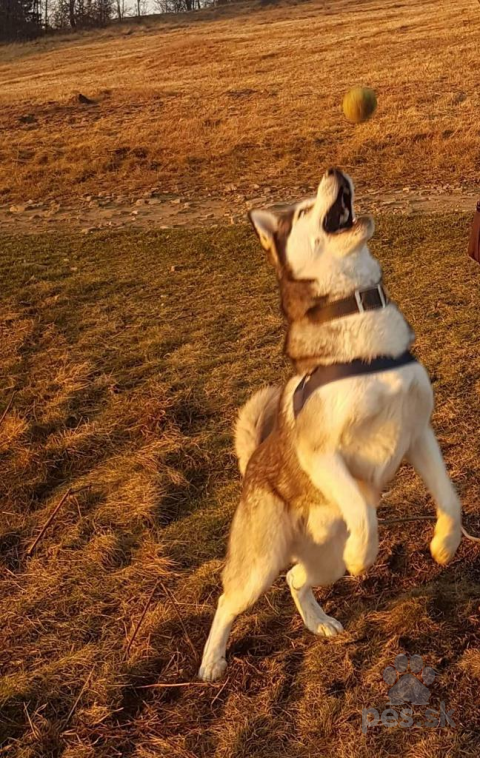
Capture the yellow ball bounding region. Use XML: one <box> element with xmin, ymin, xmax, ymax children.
<box><xmin>342</xmin><ymin>86</ymin><xmax>377</xmax><ymax>124</ymax></box>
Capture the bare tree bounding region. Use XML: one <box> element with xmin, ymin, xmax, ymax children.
<box><xmin>115</xmin><ymin>0</ymin><xmax>126</xmax><ymax>19</ymax></box>
<box><xmin>135</xmin><ymin>0</ymin><xmax>147</xmax><ymax>16</ymax></box>
<box><xmin>52</xmin><ymin>0</ymin><xmax>113</xmax><ymax>28</ymax></box>
<box><xmin>154</xmin><ymin>0</ymin><xmax>203</xmax><ymax>12</ymax></box>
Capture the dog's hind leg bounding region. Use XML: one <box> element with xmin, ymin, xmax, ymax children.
<box><xmin>198</xmin><ymin>593</ymin><xmax>241</xmax><ymax>682</ymax></box>
<box><xmin>407</xmin><ymin>425</ymin><xmax>462</xmax><ymax>565</ymax></box>
<box><xmin>198</xmin><ymin>489</ymin><xmax>292</xmax><ymax>682</ymax></box>
<box><xmin>287</xmin><ymin>516</ymin><xmax>346</xmax><ymax>637</ymax></box>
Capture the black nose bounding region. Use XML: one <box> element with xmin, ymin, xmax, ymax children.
<box><xmin>327</xmin><ymin>167</ymin><xmax>337</xmax><ymax>176</ymax></box>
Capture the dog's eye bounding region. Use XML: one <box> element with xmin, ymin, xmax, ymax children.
<box><xmin>297</xmin><ymin>205</ymin><xmax>312</xmax><ymax>220</ymax></box>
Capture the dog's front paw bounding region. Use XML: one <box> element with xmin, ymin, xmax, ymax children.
<box><xmin>343</xmin><ymin>527</ymin><xmax>378</xmax><ymax>576</ymax></box>
<box><xmin>198</xmin><ymin>656</ymin><xmax>227</xmax><ymax>682</ymax></box>
<box><xmin>430</xmin><ymin>515</ymin><xmax>461</xmax><ymax>565</ymax></box>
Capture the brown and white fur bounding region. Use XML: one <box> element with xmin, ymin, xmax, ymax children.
<box><xmin>198</xmin><ymin>169</ymin><xmax>462</xmax><ymax>682</ymax></box>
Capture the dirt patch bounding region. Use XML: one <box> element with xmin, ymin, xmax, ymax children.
<box><xmin>1</xmin><ymin>185</ymin><xmax>478</xmax><ymax>235</ymax></box>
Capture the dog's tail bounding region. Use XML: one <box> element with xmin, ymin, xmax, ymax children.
<box><xmin>235</xmin><ymin>385</ymin><xmax>281</xmax><ymax>476</ymax></box>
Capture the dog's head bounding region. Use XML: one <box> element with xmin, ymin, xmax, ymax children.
<box><xmin>249</xmin><ymin>169</ymin><xmax>375</xmax><ymax>286</ymax></box>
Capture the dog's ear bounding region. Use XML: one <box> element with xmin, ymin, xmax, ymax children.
<box><xmin>248</xmin><ymin>209</ymin><xmax>281</xmax><ymax>268</ymax></box>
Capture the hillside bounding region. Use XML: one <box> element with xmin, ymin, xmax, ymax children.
<box><xmin>1</xmin><ymin>0</ymin><xmax>479</xmax><ymax>205</ymax></box>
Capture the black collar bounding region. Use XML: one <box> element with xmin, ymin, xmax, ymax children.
<box><xmin>293</xmin><ymin>351</ymin><xmax>417</xmax><ymax>417</ymax></box>
<box><xmin>307</xmin><ymin>283</ymin><xmax>388</xmax><ymax>324</ymax></box>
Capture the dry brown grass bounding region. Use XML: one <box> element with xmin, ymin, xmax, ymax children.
<box><xmin>1</xmin><ymin>0</ymin><xmax>480</xmax><ymax>204</ymax></box>
<box><xmin>1</xmin><ymin>216</ymin><xmax>479</xmax><ymax>757</ymax></box>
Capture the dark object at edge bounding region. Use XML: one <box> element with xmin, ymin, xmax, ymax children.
<box><xmin>468</xmin><ymin>201</ymin><xmax>480</xmax><ymax>264</ymax></box>
<box><xmin>78</xmin><ymin>93</ymin><xmax>96</xmax><ymax>105</ymax></box>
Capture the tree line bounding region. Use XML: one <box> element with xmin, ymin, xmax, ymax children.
<box><xmin>0</xmin><ymin>0</ymin><xmax>216</xmax><ymax>41</ymax></box>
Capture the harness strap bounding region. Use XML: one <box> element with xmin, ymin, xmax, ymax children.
<box><xmin>293</xmin><ymin>351</ymin><xmax>417</xmax><ymax>417</ymax></box>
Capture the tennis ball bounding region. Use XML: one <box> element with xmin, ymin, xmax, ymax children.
<box><xmin>342</xmin><ymin>86</ymin><xmax>377</xmax><ymax>124</ymax></box>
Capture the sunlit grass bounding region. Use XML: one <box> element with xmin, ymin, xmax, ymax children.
<box><xmin>0</xmin><ymin>215</ymin><xmax>479</xmax><ymax>756</ymax></box>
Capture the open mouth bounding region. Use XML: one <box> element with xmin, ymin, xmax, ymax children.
<box><xmin>323</xmin><ymin>184</ymin><xmax>355</xmax><ymax>234</ymax></box>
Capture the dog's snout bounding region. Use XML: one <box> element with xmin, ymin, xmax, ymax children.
<box><xmin>327</xmin><ymin>167</ymin><xmax>338</xmax><ymax>177</ymax></box>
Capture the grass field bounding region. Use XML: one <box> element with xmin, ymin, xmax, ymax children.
<box><xmin>1</xmin><ymin>0</ymin><xmax>480</xmax><ymax>754</ymax></box>
<box><xmin>1</xmin><ymin>0</ymin><xmax>480</xmax><ymax>204</ymax></box>
<box><xmin>1</xmin><ymin>216</ymin><xmax>480</xmax><ymax>757</ymax></box>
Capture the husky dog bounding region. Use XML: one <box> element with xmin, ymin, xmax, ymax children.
<box><xmin>198</xmin><ymin>169</ymin><xmax>462</xmax><ymax>682</ymax></box>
